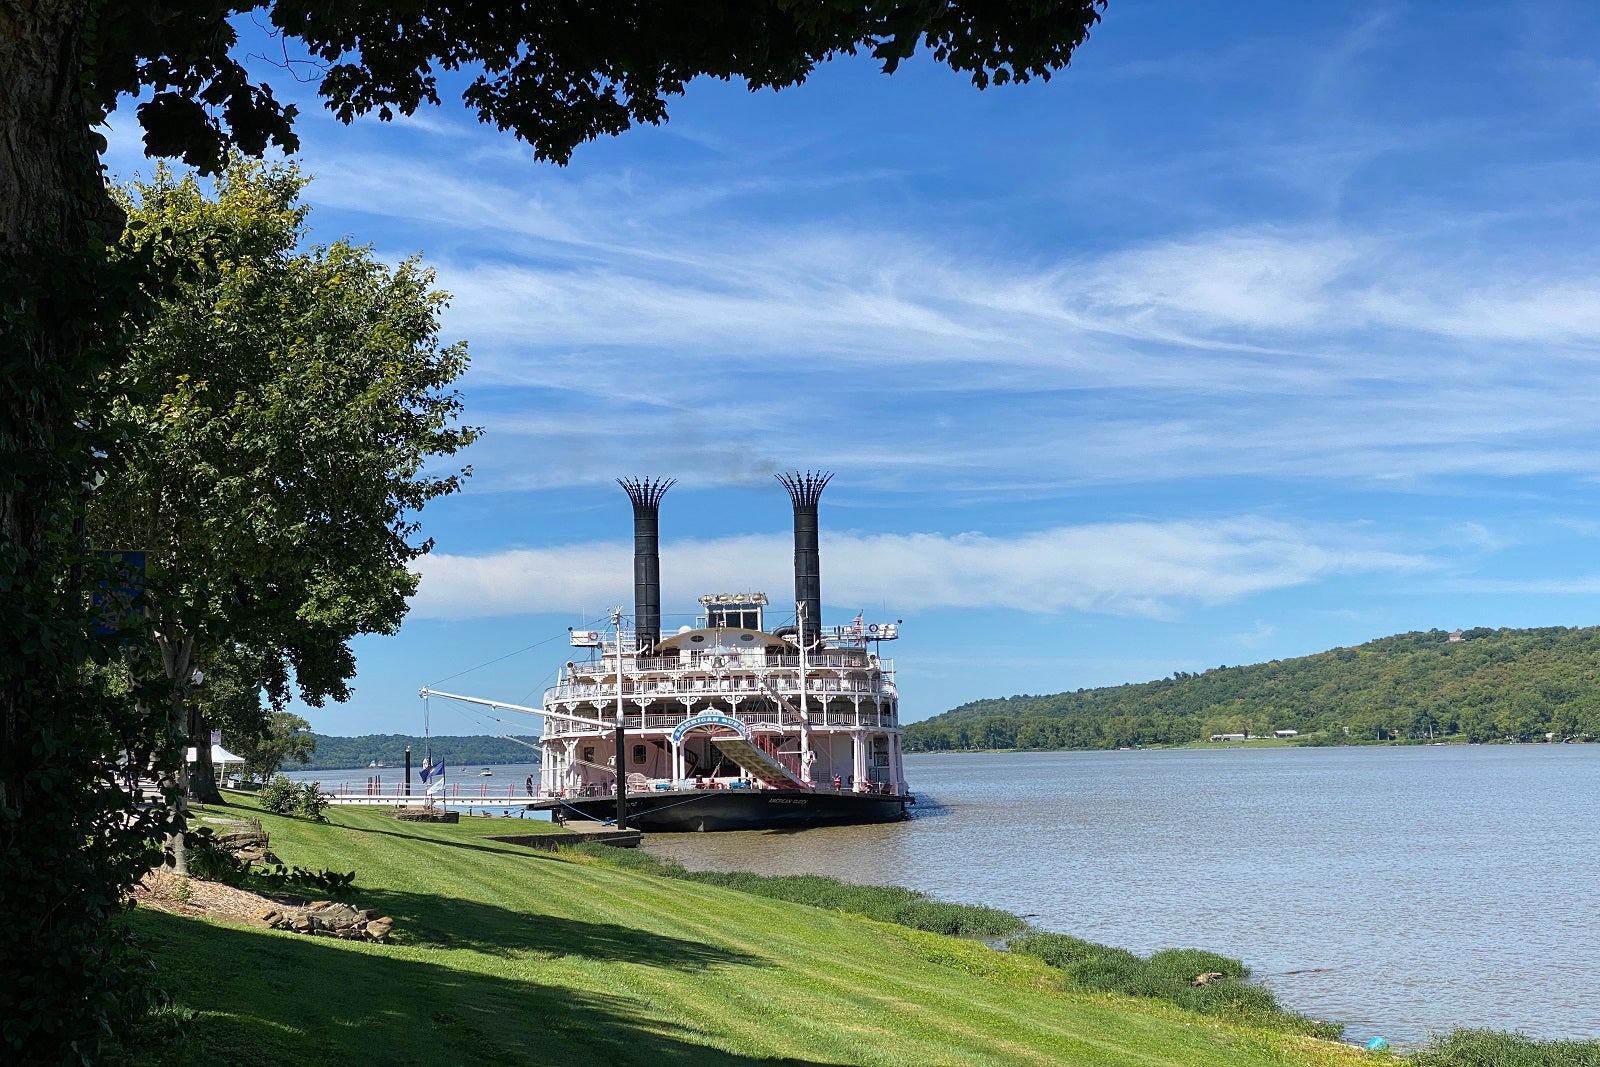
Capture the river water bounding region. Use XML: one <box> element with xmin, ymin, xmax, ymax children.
<box><xmin>637</xmin><ymin>745</ymin><xmax>1600</xmax><ymax>1047</ymax></box>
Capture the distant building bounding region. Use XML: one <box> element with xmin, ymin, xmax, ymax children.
<box><xmin>1274</xmin><ymin>729</ymin><xmax>1298</xmax><ymax>738</ymax></box>
<box><xmin>1209</xmin><ymin>733</ymin><xmax>1247</xmax><ymax>742</ymax></box>
<box><xmin>1448</xmin><ymin>629</ymin><xmax>1464</xmax><ymax>642</ymax></box>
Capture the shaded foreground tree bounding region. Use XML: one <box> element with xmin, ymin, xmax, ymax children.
<box><xmin>1</xmin><ymin>2</ymin><xmax>1106</xmax><ymax>1058</ymax></box>
<box><xmin>90</xmin><ymin>159</ymin><xmax>473</xmax><ymax>817</ymax></box>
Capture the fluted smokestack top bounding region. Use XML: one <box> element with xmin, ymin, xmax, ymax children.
<box><xmin>618</xmin><ymin>477</ymin><xmax>675</xmax><ymax>513</ymax></box>
<box><xmin>777</xmin><ymin>470</ymin><xmax>832</xmax><ymax>508</ymax></box>
<box><xmin>778</xmin><ymin>471</ymin><xmax>831</xmax><ymax>647</ymax></box>
<box><xmin>619</xmin><ymin>477</ymin><xmax>674</xmax><ymax>651</ymax></box>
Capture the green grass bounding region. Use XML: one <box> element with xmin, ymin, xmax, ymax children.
<box><xmin>574</xmin><ymin>844</ymin><xmax>1027</xmax><ymax>938</ymax></box>
<box><xmin>1408</xmin><ymin>1030</ymin><xmax>1600</xmax><ymax>1067</ymax></box>
<box><xmin>130</xmin><ymin>795</ymin><xmax>1375</xmax><ymax>1066</ymax></box>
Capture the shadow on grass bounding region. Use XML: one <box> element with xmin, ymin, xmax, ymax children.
<box><xmin>131</xmin><ymin>909</ymin><xmax>844</xmax><ymax>1067</ymax></box>
<box><xmin>324</xmin><ymin>815</ymin><xmax>573</xmax><ymax>860</ymax></box>
<box><xmin>356</xmin><ymin>886</ymin><xmax>757</xmax><ymax>968</ymax></box>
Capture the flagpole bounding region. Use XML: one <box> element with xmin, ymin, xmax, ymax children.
<box><xmin>421</xmin><ymin>690</ymin><xmax>433</xmax><ymax>807</ymax></box>
<box><xmin>613</xmin><ymin>607</ymin><xmax>627</xmax><ymax>830</ymax></box>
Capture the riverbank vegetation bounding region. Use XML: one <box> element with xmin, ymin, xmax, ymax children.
<box><xmin>128</xmin><ymin>796</ymin><xmax>1369</xmax><ymax>1066</ymax></box>
<box><xmin>906</xmin><ymin>626</ymin><xmax>1600</xmax><ymax>752</ymax></box>
<box><xmin>1409</xmin><ymin>1030</ymin><xmax>1600</xmax><ymax>1067</ymax></box>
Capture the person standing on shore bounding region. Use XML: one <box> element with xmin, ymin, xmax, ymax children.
<box><xmin>525</xmin><ymin>774</ymin><xmax>534</xmax><ymax>797</ymax></box>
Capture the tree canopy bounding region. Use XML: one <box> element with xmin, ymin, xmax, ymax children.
<box><xmin>89</xmin><ymin>159</ymin><xmax>474</xmax><ymax>802</ymax></box>
<box><xmin>99</xmin><ymin>2</ymin><xmax>1107</xmax><ymax>171</ymax></box>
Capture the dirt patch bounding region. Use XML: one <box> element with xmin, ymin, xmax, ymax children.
<box><xmin>133</xmin><ymin>870</ymin><xmax>394</xmax><ymax>941</ymax></box>
<box><xmin>134</xmin><ymin>868</ymin><xmax>302</xmax><ymax>921</ymax></box>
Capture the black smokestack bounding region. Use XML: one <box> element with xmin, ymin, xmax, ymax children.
<box><xmin>777</xmin><ymin>471</ymin><xmax>832</xmax><ymax>648</ymax></box>
<box><xmin>619</xmin><ymin>477</ymin><xmax>674</xmax><ymax>650</ymax></box>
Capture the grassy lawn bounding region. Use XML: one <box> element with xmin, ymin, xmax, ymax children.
<box><xmin>133</xmin><ymin>796</ymin><xmax>1372</xmax><ymax>1066</ymax></box>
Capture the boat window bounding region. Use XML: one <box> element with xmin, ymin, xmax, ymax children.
<box><xmin>632</xmin><ymin>743</ymin><xmax>647</xmax><ymax>765</ymax></box>
<box><xmin>708</xmin><ymin>607</ymin><xmax>763</xmax><ymax>629</ymax></box>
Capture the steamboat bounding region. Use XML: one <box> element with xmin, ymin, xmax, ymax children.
<box><xmin>424</xmin><ymin>472</ymin><xmax>911</xmax><ymax>832</ymax></box>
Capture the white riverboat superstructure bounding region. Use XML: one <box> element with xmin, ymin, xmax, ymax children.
<box><xmin>426</xmin><ymin>471</ymin><xmax>913</xmax><ymax>831</ymax></box>
<box><xmin>541</xmin><ymin>592</ymin><xmax>907</xmax><ymax>808</ymax></box>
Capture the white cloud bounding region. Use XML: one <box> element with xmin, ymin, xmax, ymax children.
<box><xmin>410</xmin><ymin>518</ymin><xmax>1425</xmax><ymax>621</ymax></box>
<box><xmin>1085</xmin><ymin>232</ymin><xmax>1366</xmax><ymax>333</ymax></box>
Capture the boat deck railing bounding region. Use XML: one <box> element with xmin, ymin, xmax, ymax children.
<box><xmin>546</xmin><ymin>676</ymin><xmax>898</xmax><ymax>704</ymax></box>
<box><xmin>541</xmin><ymin>708</ymin><xmax>899</xmax><ymax>736</ymax></box>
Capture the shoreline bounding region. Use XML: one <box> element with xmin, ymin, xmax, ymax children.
<box><xmin>138</xmin><ymin>794</ymin><xmax>1378</xmax><ymax>1066</ymax></box>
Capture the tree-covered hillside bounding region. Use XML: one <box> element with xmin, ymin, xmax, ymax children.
<box><xmin>904</xmin><ymin>627</ymin><xmax>1600</xmax><ymax>752</ymax></box>
<box><xmin>303</xmin><ymin>734</ymin><xmax>540</xmax><ymax>770</ymax></box>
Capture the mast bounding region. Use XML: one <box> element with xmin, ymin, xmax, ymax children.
<box><xmin>612</xmin><ymin>607</ymin><xmax>627</xmax><ymax>830</ymax></box>
<box><xmin>797</xmin><ymin>602</ymin><xmax>811</xmax><ymax>783</ymax></box>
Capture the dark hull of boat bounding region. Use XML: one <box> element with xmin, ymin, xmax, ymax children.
<box><xmin>557</xmin><ymin>788</ymin><xmax>910</xmax><ymax>832</ymax></box>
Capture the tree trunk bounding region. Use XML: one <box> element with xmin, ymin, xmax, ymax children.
<box><xmin>189</xmin><ymin>712</ymin><xmax>225</xmax><ymax>805</ymax></box>
<box><xmin>0</xmin><ymin>0</ymin><xmax>126</xmax><ymax>809</ymax></box>
<box><xmin>0</xmin><ymin>3</ymin><xmax>157</xmax><ymax>1056</ymax></box>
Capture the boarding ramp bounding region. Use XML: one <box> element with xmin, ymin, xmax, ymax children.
<box><xmin>709</xmin><ymin>735</ymin><xmax>808</xmax><ymax>789</ymax></box>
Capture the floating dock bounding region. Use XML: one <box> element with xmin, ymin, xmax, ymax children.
<box><xmin>491</xmin><ymin>824</ymin><xmax>642</xmax><ymax>850</ymax></box>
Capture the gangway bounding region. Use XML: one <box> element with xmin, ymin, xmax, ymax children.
<box><xmin>709</xmin><ymin>735</ymin><xmax>809</xmax><ymax>789</ymax></box>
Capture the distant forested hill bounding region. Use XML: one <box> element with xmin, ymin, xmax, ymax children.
<box><xmin>904</xmin><ymin>626</ymin><xmax>1600</xmax><ymax>752</ymax></box>
<box><xmin>303</xmin><ymin>734</ymin><xmax>539</xmax><ymax>770</ymax></box>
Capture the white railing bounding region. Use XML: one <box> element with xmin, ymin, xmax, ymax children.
<box><xmin>545</xmin><ymin>674</ymin><xmax>897</xmax><ymax>707</ymax></box>
<box><xmin>542</xmin><ymin>706</ymin><xmax>896</xmax><ymax>735</ymax></box>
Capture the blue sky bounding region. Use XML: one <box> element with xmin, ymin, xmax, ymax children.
<box><xmin>105</xmin><ymin>1</ymin><xmax>1600</xmax><ymax>737</ymax></box>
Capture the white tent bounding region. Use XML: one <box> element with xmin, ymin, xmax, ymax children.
<box><xmin>185</xmin><ymin>744</ymin><xmax>245</xmax><ymax>766</ymax></box>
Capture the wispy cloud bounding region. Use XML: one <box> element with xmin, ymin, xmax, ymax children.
<box><xmin>410</xmin><ymin>517</ymin><xmax>1425</xmax><ymax>621</ymax></box>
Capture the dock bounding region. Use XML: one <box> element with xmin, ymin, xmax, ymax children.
<box><xmin>320</xmin><ymin>793</ymin><xmax>642</xmax><ymax>847</ymax></box>
<box><xmin>492</xmin><ymin>823</ymin><xmax>642</xmax><ymax>850</ymax></box>
<box><xmin>325</xmin><ymin>794</ymin><xmax>539</xmax><ymax>810</ymax></box>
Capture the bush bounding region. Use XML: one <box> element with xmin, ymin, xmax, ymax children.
<box><xmin>295</xmin><ymin>781</ymin><xmax>328</xmax><ymax>821</ymax></box>
<box><xmin>260</xmin><ymin>774</ymin><xmax>298</xmax><ymax>815</ymax></box>
<box><xmin>259</xmin><ymin>776</ymin><xmax>328</xmax><ymax>820</ymax></box>
<box><xmin>183</xmin><ymin>826</ymin><xmax>247</xmax><ymax>883</ymax></box>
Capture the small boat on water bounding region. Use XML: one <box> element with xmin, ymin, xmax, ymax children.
<box><xmin>424</xmin><ymin>472</ymin><xmax>912</xmax><ymax>832</ymax></box>
<box><xmin>479</xmin><ymin>768</ymin><xmax>494</xmax><ymax>776</ymax></box>
<box><xmin>367</xmin><ymin>759</ymin><xmax>385</xmax><ymax>769</ymax></box>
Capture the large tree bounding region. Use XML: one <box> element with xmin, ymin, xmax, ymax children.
<box><xmin>92</xmin><ymin>159</ymin><xmax>473</xmax><ymax>811</ymax></box>
<box><xmin>0</xmin><ymin>2</ymin><xmax>1105</xmax><ymax>1057</ymax></box>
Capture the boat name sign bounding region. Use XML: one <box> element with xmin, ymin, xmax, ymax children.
<box><xmin>671</xmin><ymin>713</ymin><xmax>751</xmax><ymax>743</ymax></box>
